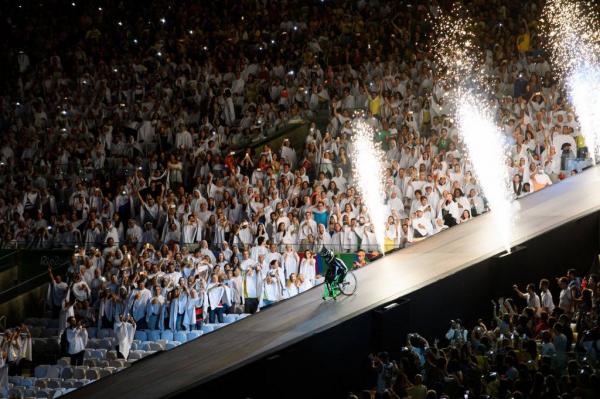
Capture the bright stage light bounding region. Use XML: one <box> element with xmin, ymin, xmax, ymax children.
<box><xmin>433</xmin><ymin>5</ymin><xmax>518</xmax><ymax>253</ymax></box>
<box><xmin>350</xmin><ymin>117</ymin><xmax>387</xmax><ymax>254</ymax></box>
<box><xmin>543</xmin><ymin>0</ymin><xmax>600</xmax><ymax>164</ymax></box>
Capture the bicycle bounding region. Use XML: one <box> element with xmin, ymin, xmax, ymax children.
<box><xmin>323</xmin><ymin>268</ymin><xmax>357</xmax><ymax>300</ymax></box>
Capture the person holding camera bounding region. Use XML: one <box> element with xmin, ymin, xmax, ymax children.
<box><xmin>205</xmin><ymin>273</ymin><xmax>231</xmax><ymax>323</ymax></box>
<box><xmin>261</xmin><ymin>271</ymin><xmax>283</xmax><ymax>308</ymax></box>
<box><xmin>445</xmin><ymin>319</ymin><xmax>468</xmax><ymax>345</ymax></box>
<box><xmin>369</xmin><ymin>351</ymin><xmax>399</xmax><ymax>398</ymax></box>
<box><xmin>65</xmin><ymin>316</ymin><xmax>88</xmax><ymax>366</ymax></box>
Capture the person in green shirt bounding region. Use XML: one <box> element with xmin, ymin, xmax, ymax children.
<box><xmin>437</xmin><ymin>128</ymin><xmax>450</xmax><ymax>152</ymax></box>
<box><xmin>406</xmin><ymin>374</ymin><xmax>428</xmax><ymax>399</ymax></box>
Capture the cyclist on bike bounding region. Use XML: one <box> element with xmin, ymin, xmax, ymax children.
<box><xmin>320</xmin><ymin>248</ymin><xmax>348</xmax><ymax>298</ymax></box>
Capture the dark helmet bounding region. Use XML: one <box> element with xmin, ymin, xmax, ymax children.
<box><xmin>320</xmin><ymin>247</ymin><xmax>334</xmax><ymax>262</ymax></box>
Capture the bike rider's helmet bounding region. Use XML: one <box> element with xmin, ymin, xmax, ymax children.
<box><xmin>320</xmin><ymin>247</ymin><xmax>335</xmax><ymax>263</ymax></box>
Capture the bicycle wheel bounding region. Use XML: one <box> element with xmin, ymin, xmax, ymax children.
<box><xmin>339</xmin><ymin>270</ymin><xmax>357</xmax><ymax>296</ymax></box>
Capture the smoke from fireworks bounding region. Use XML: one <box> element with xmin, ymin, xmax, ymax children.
<box><xmin>432</xmin><ymin>5</ymin><xmax>518</xmax><ymax>253</ymax></box>
<box><xmin>350</xmin><ymin>118</ymin><xmax>387</xmax><ymax>254</ymax></box>
<box><xmin>542</xmin><ymin>0</ymin><xmax>600</xmax><ymax>163</ymax></box>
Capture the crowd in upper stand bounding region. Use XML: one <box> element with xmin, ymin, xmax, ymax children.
<box><xmin>0</xmin><ymin>0</ymin><xmax>593</xmax><ymax>354</ymax></box>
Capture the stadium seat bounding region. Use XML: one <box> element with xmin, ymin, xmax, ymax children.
<box><xmin>106</xmin><ymin>350</ymin><xmax>118</xmax><ymax>360</ymax></box>
<box><xmin>128</xmin><ymin>351</ymin><xmax>143</xmax><ymax>361</ymax></box>
<box><xmin>143</xmin><ymin>342</ymin><xmax>164</xmax><ymax>352</ymax></box>
<box><xmin>148</xmin><ymin>330</ymin><xmax>161</xmax><ymax>341</ymax></box>
<box><xmin>34</xmin><ymin>379</ymin><xmax>47</xmax><ymax>389</ymax></box>
<box><xmin>134</xmin><ymin>331</ymin><xmax>147</xmax><ymax>341</ymax></box>
<box><xmin>22</xmin><ymin>377</ymin><xmax>36</xmax><ymax>387</ymax></box>
<box><xmin>46</xmin><ymin>380</ymin><xmax>61</xmax><ymax>389</ymax></box>
<box><xmin>98</xmin><ymin>368</ymin><xmax>112</xmax><ymax>378</ymax></box>
<box><xmin>173</xmin><ymin>331</ymin><xmax>187</xmax><ymax>343</ymax></box>
<box><xmin>72</xmin><ymin>368</ymin><xmax>86</xmax><ymax>380</ymax></box>
<box><xmin>97</xmin><ymin>329</ymin><xmax>111</xmax><ymax>339</ymax></box>
<box><xmin>87</xmin><ymin>327</ymin><xmax>97</xmax><ymax>338</ymax></box>
<box><xmin>223</xmin><ymin>314</ymin><xmax>238</xmax><ymax>324</ymax></box>
<box><xmin>200</xmin><ymin>325</ymin><xmax>214</xmax><ymax>334</ymax></box>
<box><xmin>34</xmin><ymin>365</ymin><xmax>49</xmax><ymax>379</ymax></box>
<box><xmin>57</xmin><ymin>357</ymin><xmax>70</xmax><ymax>367</ymax></box>
<box><xmin>94</xmin><ymin>349</ymin><xmax>107</xmax><ymax>359</ymax></box>
<box><xmin>46</xmin><ymin>366</ymin><xmax>62</xmax><ymax>379</ymax></box>
<box><xmin>99</xmin><ymin>338</ymin><xmax>114</xmax><ymax>350</ymax></box>
<box><xmin>109</xmin><ymin>359</ymin><xmax>128</xmax><ymax>368</ymax></box>
<box><xmin>85</xmin><ymin>369</ymin><xmax>100</xmax><ymax>380</ymax></box>
<box><xmin>60</xmin><ymin>367</ymin><xmax>73</xmax><ymax>380</ymax></box>
<box><xmin>61</xmin><ymin>380</ymin><xmax>76</xmax><ymax>388</ymax></box>
<box><xmin>165</xmin><ymin>342</ymin><xmax>181</xmax><ymax>350</ymax></box>
<box><xmin>186</xmin><ymin>331</ymin><xmax>202</xmax><ymax>341</ymax></box>
<box><xmin>160</xmin><ymin>330</ymin><xmax>174</xmax><ymax>341</ymax></box>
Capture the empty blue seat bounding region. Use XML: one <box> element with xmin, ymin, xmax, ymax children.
<box><xmin>200</xmin><ymin>325</ymin><xmax>214</xmax><ymax>334</ymax></box>
<box><xmin>34</xmin><ymin>365</ymin><xmax>49</xmax><ymax>378</ymax></box>
<box><xmin>173</xmin><ymin>332</ymin><xmax>187</xmax><ymax>343</ymax></box>
<box><xmin>134</xmin><ymin>331</ymin><xmax>147</xmax><ymax>341</ymax></box>
<box><xmin>97</xmin><ymin>329</ymin><xmax>111</xmax><ymax>339</ymax></box>
<box><xmin>148</xmin><ymin>330</ymin><xmax>161</xmax><ymax>341</ymax></box>
<box><xmin>161</xmin><ymin>330</ymin><xmax>174</xmax><ymax>341</ymax></box>
<box><xmin>86</xmin><ymin>327</ymin><xmax>97</xmax><ymax>338</ymax></box>
<box><xmin>186</xmin><ymin>331</ymin><xmax>202</xmax><ymax>341</ymax></box>
<box><xmin>165</xmin><ymin>341</ymin><xmax>181</xmax><ymax>350</ymax></box>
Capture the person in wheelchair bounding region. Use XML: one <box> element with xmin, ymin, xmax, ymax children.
<box><xmin>320</xmin><ymin>248</ymin><xmax>347</xmax><ymax>286</ymax></box>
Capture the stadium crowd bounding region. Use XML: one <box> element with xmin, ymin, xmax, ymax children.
<box><xmin>0</xmin><ymin>0</ymin><xmax>595</xmax><ymax>394</ymax></box>
<box><xmin>355</xmin><ymin>269</ymin><xmax>600</xmax><ymax>399</ymax></box>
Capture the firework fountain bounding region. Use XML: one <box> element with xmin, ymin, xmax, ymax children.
<box><xmin>433</xmin><ymin>5</ymin><xmax>518</xmax><ymax>253</ymax></box>
<box><xmin>350</xmin><ymin>116</ymin><xmax>387</xmax><ymax>254</ymax></box>
<box><xmin>542</xmin><ymin>0</ymin><xmax>600</xmax><ymax>164</ymax></box>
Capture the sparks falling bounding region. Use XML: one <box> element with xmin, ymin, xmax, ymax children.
<box><xmin>542</xmin><ymin>0</ymin><xmax>600</xmax><ymax>164</ymax></box>
<box><xmin>432</xmin><ymin>5</ymin><xmax>518</xmax><ymax>254</ymax></box>
<box><xmin>350</xmin><ymin>118</ymin><xmax>387</xmax><ymax>254</ymax></box>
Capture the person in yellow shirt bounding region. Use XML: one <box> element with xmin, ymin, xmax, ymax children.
<box><xmin>364</xmin><ymin>81</ymin><xmax>382</xmax><ymax>116</ymax></box>
<box><xmin>516</xmin><ymin>19</ymin><xmax>530</xmax><ymax>53</ymax></box>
